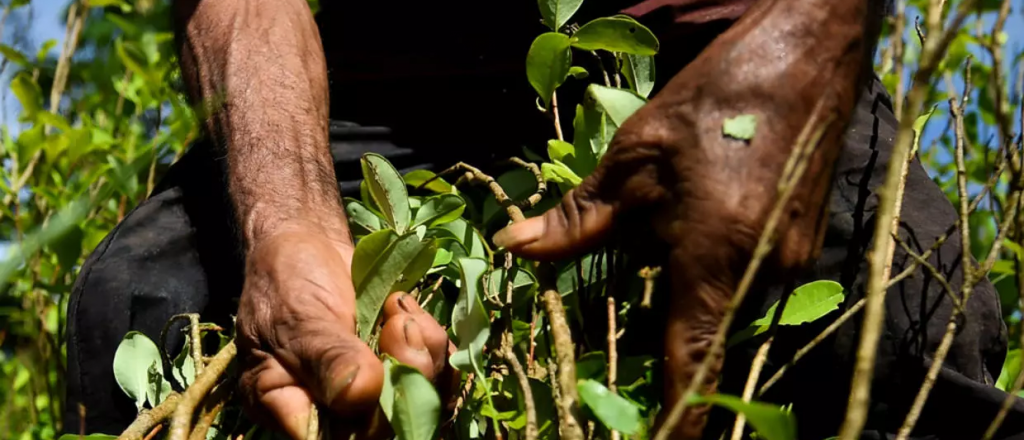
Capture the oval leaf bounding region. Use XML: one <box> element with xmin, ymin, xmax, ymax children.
<box><xmin>587</xmin><ymin>84</ymin><xmax>646</xmax><ymax>127</ymax></box>
<box><xmin>388</xmin><ymin>362</ymin><xmax>442</xmax><ymax>440</ymax></box>
<box><xmin>113</xmin><ymin>331</ymin><xmax>164</xmax><ymax>410</ymax></box>
<box><xmin>345</xmin><ymin>198</ymin><xmax>383</xmax><ymax>236</ymax></box>
<box><xmin>688</xmin><ymin>394</ymin><xmax>796</xmax><ymax>440</ymax></box>
<box><xmin>361</xmin><ymin>153</ymin><xmax>412</xmax><ymax>234</ymax></box>
<box><xmin>538</xmin><ymin>0</ymin><xmax>584</xmax><ymax>31</ymax></box>
<box><xmin>571</xmin><ymin>17</ymin><xmax>659</xmax><ymax>55</ymax></box>
<box><xmin>352</xmin><ymin>229</ymin><xmax>399</xmax><ymax>289</ymax></box>
<box><xmin>526</xmin><ymin>32</ymin><xmax>573</xmax><ymax>108</ymax></box>
<box><xmin>413</xmin><ymin>194</ymin><xmax>466</xmax><ymax>228</ymax></box>
<box><xmin>449</xmin><ymin>258</ymin><xmax>491</xmax><ymax>378</ymax></box>
<box><xmin>355</xmin><ymin>233</ymin><xmax>437</xmax><ymax>340</ymax></box>
<box><xmin>404</xmin><ymin>169</ymin><xmax>454</xmax><ymax>194</ymax></box>
<box><xmin>577</xmin><ymin>379</ymin><xmax>642</xmax><ymax>434</ymax></box>
<box><xmin>621</xmin><ymin>54</ymin><xmax>655</xmax><ymax>98</ymax></box>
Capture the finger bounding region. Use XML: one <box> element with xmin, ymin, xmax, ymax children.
<box><xmin>379</xmin><ymin>314</ymin><xmax>437</xmax><ymax>380</ymax></box>
<box><xmin>493</xmin><ymin>138</ymin><xmax>667</xmax><ymax>261</ymax></box>
<box><xmin>239</xmin><ymin>351</ymin><xmax>316</xmax><ymax>440</ymax></box>
<box><xmin>382</xmin><ymin>293</ymin><xmax>450</xmax><ymax>372</ymax></box>
<box><xmin>271</xmin><ymin>321</ymin><xmax>385</xmax><ymax>417</ymax></box>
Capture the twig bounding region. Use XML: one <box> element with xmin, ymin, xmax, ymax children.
<box><xmin>553</xmin><ymin>92</ymin><xmax>565</xmax><ymax>142</ymax></box>
<box><xmin>142</xmin><ymin>423</ymin><xmax>164</xmax><ymax>440</ymax></box>
<box><xmin>118</xmin><ymin>394</ymin><xmax>182</xmax><ymax>440</ymax></box>
<box><xmin>540</xmin><ymin>265</ymin><xmax>585</xmax><ymax>440</ymax></box>
<box><xmin>502</xmin><ymin>344</ymin><xmax>538</xmax><ymax>440</ymax></box>
<box><xmin>838</xmin><ymin>2</ymin><xmax>978</xmax><ymax>437</ymax></box>
<box><xmin>654</xmin><ymin>95</ymin><xmax>835</xmax><ymax>440</ymax></box>
<box><xmin>638</xmin><ymin>266</ymin><xmax>661</xmax><ymax>308</ymax></box>
<box><xmin>731</xmin><ymin>337</ymin><xmax>773</xmax><ymax>440</ymax></box>
<box><xmin>169</xmin><ymin>341</ymin><xmax>238</xmax><ymax>440</ymax></box>
<box><xmin>189</xmin><ymin>315</ymin><xmax>205</xmax><ymax>378</ymax></box>
<box><xmin>607</xmin><ymin>296</ymin><xmax>621</xmax><ymax>440</ymax></box>
<box><xmin>186</xmin><ymin>383</ymin><xmax>230</xmax><ymax>440</ymax></box>
<box><xmin>306</xmin><ymin>404</ymin><xmax>320</xmax><ymax>440</ymax></box>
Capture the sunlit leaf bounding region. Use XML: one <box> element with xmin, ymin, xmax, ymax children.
<box><xmin>450</xmin><ymin>258</ymin><xmax>491</xmax><ymax>378</ymax></box>
<box><xmin>413</xmin><ymin>194</ymin><xmax>466</xmax><ymax>228</ymax></box>
<box><xmin>621</xmin><ymin>54</ymin><xmax>655</xmax><ymax>98</ymax></box>
<box><xmin>587</xmin><ymin>84</ymin><xmax>646</xmax><ymax>127</ymax></box>
<box><xmin>729</xmin><ymin>281</ymin><xmax>845</xmax><ymax>346</ymax></box>
<box><xmin>688</xmin><ymin>394</ymin><xmax>796</xmax><ymax>440</ymax></box>
<box><xmin>355</xmin><ymin>232</ymin><xmax>437</xmax><ymax>340</ymax></box>
<box><xmin>345</xmin><ymin>198</ymin><xmax>384</xmax><ymax>236</ymax></box>
<box><xmin>11</xmin><ymin>73</ymin><xmax>42</xmax><ymax>122</ymax></box>
<box><xmin>384</xmin><ymin>361</ymin><xmax>442</xmax><ymax>440</ymax></box>
<box><xmin>527</xmin><ymin>33</ymin><xmax>573</xmax><ymax>108</ymax></box>
<box><xmin>0</xmin><ymin>44</ymin><xmax>29</xmax><ymax>67</ymax></box>
<box><xmin>113</xmin><ymin>331</ymin><xmax>167</xmax><ymax>411</ymax></box>
<box><xmin>578</xmin><ymin>379</ymin><xmax>642</xmax><ymax>434</ymax></box>
<box><xmin>571</xmin><ymin>17</ymin><xmax>659</xmax><ymax>55</ymax></box>
<box><xmin>537</xmin><ymin>0</ymin><xmax>583</xmax><ymax>31</ymax></box>
<box><xmin>172</xmin><ymin>336</ymin><xmax>197</xmax><ymax>389</ymax></box>
<box><xmin>997</xmin><ymin>348</ymin><xmax>1021</xmax><ymax>392</ymax></box>
<box><xmin>404</xmin><ymin>169</ymin><xmax>454</xmax><ymax>194</ymax></box>
<box><xmin>362</xmin><ymin>153</ymin><xmax>412</xmax><ymax>234</ymax></box>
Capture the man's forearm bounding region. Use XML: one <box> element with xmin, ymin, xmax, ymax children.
<box><xmin>174</xmin><ymin>0</ymin><xmax>348</xmax><ymax>250</ymax></box>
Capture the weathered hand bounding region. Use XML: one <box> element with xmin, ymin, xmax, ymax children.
<box><xmin>235</xmin><ymin>225</ymin><xmax>454</xmax><ymax>439</ymax></box>
<box><xmin>495</xmin><ymin>0</ymin><xmax>875</xmax><ymax>437</ymax></box>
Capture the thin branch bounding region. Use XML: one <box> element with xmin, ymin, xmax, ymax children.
<box><xmin>732</xmin><ymin>338</ymin><xmax>773</xmax><ymax>440</ymax></box>
<box><xmin>118</xmin><ymin>394</ymin><xmax>182</xmax><ymax>440</ymax></box>
<box><xmin>607</xmin><ymin>296</ymin><xmax>621</xmax><ymax>440</ymax></box>
<box><xmin>638</xmin><ymin>266</ymin><xmax>661</xmax><ymax>308</ymax></box>
<box><xmin>188</xmin><ymin>315</ymin><xmax>205</xmax><ymax>378</ymax></box>
<box><xmin>552</xmin><ymin>92</ymin><xmax>565</xmax><ymax>142</ymax></box>
<box><xmin>169</xmin><ymin>341</ymin><xmax>237</xmax><ymax>440</ymax></box>
<box><xmin>540</xmin><ymin>265</ymin><xmax>585</xmax><ymax>440</ymax></box>
<box><xmin>501</xmin><ymin>344</ymin><xmax>538</xmax><ymax>440</ymax></box>
<box><xmin>186</xmin><ymin>383</ymin><xmax>230</xmax><ymax>440</ymax></box>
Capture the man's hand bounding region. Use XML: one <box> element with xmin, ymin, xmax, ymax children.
<box><xmin>235</xmin><ymin>225</ymin><xmax>454</xmax><ymax>439</ymax></box>
<box><xmin>496</xmin><ymin>0</ymin><xmax>877</xmax><ymax>437</ymax></box>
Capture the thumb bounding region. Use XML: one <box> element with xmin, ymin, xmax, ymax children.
<box><xmin>494</xmin><ymin>139</ymin><xmax>667</xmax><ymax>261</ymax></box>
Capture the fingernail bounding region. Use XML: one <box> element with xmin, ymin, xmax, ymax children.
<box><xmin>398</xmin><ymin>294</ymin><xmax>417</xmax><ymax>313</ymax></box>
<box><xmin>324</xmin><ymin>363</ymin><xmax>361</xmax><ymax>406</ymax></box>
<box><xmin>493</xmin><ymin>219</ymin><xmax>544</xmax><ymax>249</ymax></box>
<box><xmin>404</xmin><ymin>319</ymin><xmax>427</xmax><ymax>352</ymax></box>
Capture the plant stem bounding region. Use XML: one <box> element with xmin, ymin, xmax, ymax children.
<box><xmin>118</xmin><ymin>394</ymin><xmax>181</xmax><ymax>440</ymax></box>
<box><xmin>607</xmin><ymin>296</ymin><xmax>621</xmax><ymax>440</ymax></box>
<box><xmin>169</xmin><ymin>341</ymin><xmax>237</xmax><ymax>440</ymax></box>
<box><xmin>731</xmin><ymin>337</ymin><xmax>773</xmax><ymax>440</ymax></box>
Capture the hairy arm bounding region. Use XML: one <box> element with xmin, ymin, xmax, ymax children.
<box><xmin>173</xmin><ymin>0</ymin><xmax>348</xmax><ymax>249</ymax></box>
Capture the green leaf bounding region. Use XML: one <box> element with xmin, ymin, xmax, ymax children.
<box><xmin>527</xmin><ymin>33</ymin><xmax>573</xmax><ymax>108</ymax></box>
<box><xmin>568</xmin><ymin>66</ymin><xmax>589</xmax><ymax>79</ymax></box>
<box><xmin>576</xmin><ymin>352</ymin><xmax>607</xmax><ymax>382</ymax></box>
<box><xmin>449</xmin><ymin>258</ymin><xmax>491</xmax><ymax>378</ymax></box>
<box><xmin>486</xmin><ymin>265</ymin><xmax>538</xmax><ymax>306</ymax></box>
<box><xmin>404</xmin><ymin>169</ymin><xmax>454</xmax><ymax>194</ymax></box>
<box><xmin>11</xmin><ymin>73</ymin><xmax>42</xmax><ymax>121</ymax></box>
<box><xmin>587</xmin><ymin>84</ymin><xmax>646</xmax><ymax>127</ymax></box>
<box><xmin>542</xmin><ymin>161</ymin><xmax>583</xmax><ymax>187</ymax></box>
<box><xmin>723</xmin><ymin>114</ymin><xmax>758</xmax><ymax>141</ymax></box>
<box><xmin>36</xmin><ymin>39</ymin><xmax>57</xmax><ymax>61</ymax></box>
<box><xmin>172</xmin><ymin>336</ymin><xmax>197</xmax><ymax>389</ymax></box>
<box><xmin>0</xmin><ymin>44</ymin><xmax>29</xmax><ymax>67</ymax></box>
<box><xmin>113</xmin><ymin>331</ymin><xmax>166</xmax><ymax>411</ymax></box>
<box><xmin>537</xmin><ymin>0</ymin><xmax>583</xmax><ymax>31</ymax></box>
<box><xmin>729</xmin><ymin>281</ymin><xmax>845</xmax><ymax>346</ymax></box>
<box><xmin>438</xmin><ymin>219</ymin><xmax>489</xmax><ymax>259</ymax></box>
<box><xmin>571</xmin><ymin>17</ymin><xmax>659</xmax><ymax>55</ymax></box>
<box><xmin>345</xmin><ymin>198</ymin><xmax>384</xmax><ymax>236</ymax></box>
<box><xmin>547</xmin><ymin>139</ymin><xmax>575</xmax><ymax>163</ymax></box>
<box><xmin>413</xmin><ymin>194</ymin><xmax>466</xmax><ymax>228</ymax></box>
<box><xmin>621</xmin><ymin>54</ymin><xmax>655</xmax><ymax>98</ymax></box>
<box><xmin>387</xmin><ymin>362</ymin><xmax>443</xmax><ymax>440</ymax></box>
<box><xmin>688</xmin><ymin>394</ymin><xmax>796</xmax><ymax>440</ymax></box>
<box><xmin>997</xmin><ymin>348</ymin><xmax>1021</xmax><ymax>392</ymax></box>
<box><xmin>573</xmin><ymin>103</ymin><xmax>610</xmax><ymax>167</ymax></box>
<box><xmin>361</xmin><ymin>153</ymin><xmax>412</xmax><ymax>234</ymax></box>
<box><xmin>577</xmin><ymin>379</ymin><xmax>642</xmax><ymax>434</ymax></box>
<box><xmin>355</xmin><ymin>233</ymin><xmax>437</xmax><ymax>340</ymax></box>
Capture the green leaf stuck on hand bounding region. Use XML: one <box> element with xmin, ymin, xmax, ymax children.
<box><xmin>723</xmin><ymin>114</ymin><xmax>758</xmax><ymax>141</ymax></box>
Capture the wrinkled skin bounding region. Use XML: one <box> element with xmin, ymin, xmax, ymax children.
<box><xmin>234</xmin><ymin>227</ymin><xmax>457</xmax><ymax>439</ymax></box>
<box><xmin>497</xmin><ymin>0</ymin><xmax>875</xmax><ymax>436</ymax></box>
